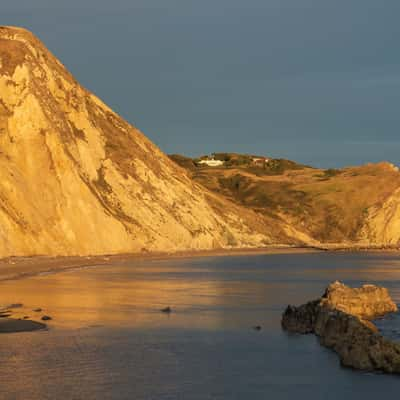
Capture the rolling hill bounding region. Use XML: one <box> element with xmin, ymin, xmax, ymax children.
<box><xmin>169</xmin><ymin>153</ymin><xmax>400</xmax><ymax>248</ymax></box>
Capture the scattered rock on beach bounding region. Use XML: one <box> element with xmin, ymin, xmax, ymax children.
<box><xmin>161</xmin><ymin>307</ymin><xmax>172</xmax><ymax>313</ymax></box>
<box><xmin>282</xmin><ymin>281</ymin><xmax>400</xmax><ymax>374</ymax></box>
<box><xmin>33</xmin><ymin>308</ymin><xmax>42</xmax><ymax>312</ymax></box>
<box><xmin>41</xmin><ymin>315</ymin><xmax>52</xmax><ymax>321</ymax></box>
<box><xmin>253</xmin><ymin>326</ymin><xmax>262</xmax><ymax>331</ymax></box>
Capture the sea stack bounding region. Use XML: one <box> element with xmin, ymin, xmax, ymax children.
<box><xmin>282</xmin><ymin>281</ymin><xmax>400</xmax><ymax>373</ymax></box>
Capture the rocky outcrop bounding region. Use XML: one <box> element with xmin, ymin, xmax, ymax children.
<box><xmin>282</xmin><ymin>281</ymin><xmax>400</xmax><ymax>373</ymax></box>
<box><xmin>320</xmin><ymin>281</ymin><xmax>398</xmax><ymax>319</ymax></box>
<box><xmin>0</xmin><ymin>318</ymin><xmax>46</xmax><ymax>333</ymax></box>
<box><xmin>0</xmin><ymin>304</ymin><xmax>46</xmax><ymax>333</ymax></box>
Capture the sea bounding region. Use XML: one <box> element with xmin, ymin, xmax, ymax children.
<box><xmin>0</xmin><ymin>251</ymin><xmax>399</xmax><ymax>399</ymax></box>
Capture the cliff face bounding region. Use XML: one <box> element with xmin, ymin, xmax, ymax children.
<box><xmin>360</xmin><ymin>187</ymin><xmax>400</xmax><ymax>245</ymax></box>
<box><xmin>0</xmin><ymin>26</ymin><xmax>291</xmax><ymax>257</ymax></box>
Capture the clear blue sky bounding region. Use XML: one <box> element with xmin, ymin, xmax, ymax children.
<box><xmin>3</xmin><ymin>0</ymin><xmax>400</xmax><ymax>167</ymax></box>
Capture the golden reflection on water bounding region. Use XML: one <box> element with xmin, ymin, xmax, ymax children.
<box><xmin>0</xmin><ymin>262</ymin><xmax>261</xmax><ymax>331</ymax></box>
<box><xmin>1</xmin><ymin>253</ymin><xmax>400</xmax><ymax>332</ymax></box>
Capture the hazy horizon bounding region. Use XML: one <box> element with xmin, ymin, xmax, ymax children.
<box><xmin>3</xmin><ymin>0</ymin><xmax>400</xmax><ymax>168</ymax></box>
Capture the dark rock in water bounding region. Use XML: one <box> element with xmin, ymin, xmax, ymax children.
<box><xmin>0</xmin><ymin>318</ymin><xmax>46</xmax><ymax>333</ymax></box>
<box><xmin>282</xmin><ymin>281</ymin><xmax>400</xmax><ymax>374</ymax></box>
<box><xmin>253</xmin><ymin>326</ymin><xmax>262</xmax><ymax>331</ymax></box>
<box><xmin>282</xmin><ymin>300</ymin><xmax>319</xmax><ymax>334</ymax></box>
<box><xmin>161</xmin><ymin>307</ymin><xmax>172</xmax><ymax>313</ymax></box>
<box><xmin>41</xmin><ymin>315</ymin><xmax>52</xmax><ymax>321</ymax></box>
<box><xmin>33</xmin><ymin>308</ymin><xmax>42</xmax><ymax>312</ymax></box>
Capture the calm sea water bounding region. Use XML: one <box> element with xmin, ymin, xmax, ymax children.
<box><xmin>0</xmin><ymin>252</ymin><xmax>400</xmax><ymax>399</ymax></box>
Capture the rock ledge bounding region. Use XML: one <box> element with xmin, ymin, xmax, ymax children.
<box><xmin>282</xmin><ymin>281</ymin><xmax>400</xmax><ymax>373</ymax></box>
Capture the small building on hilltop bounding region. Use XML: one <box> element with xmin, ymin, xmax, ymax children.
<box><xmin>252</xmin><ymin>157</ymin><xmax>270</xmax><ymax>166</ymax></box>
<box><xmin>198</xmin><ymin>158</ymin><xmax>225</xmax><ymax>167</ymax></box>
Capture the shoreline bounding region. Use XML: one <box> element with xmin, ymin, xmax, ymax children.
<box><xmin>0</xmin><ymin>244</ymin><xmax>399</xmax><ymax>283</ymax></box>
<box><xmin>0</xmin><ymin>246</ymin><xmax>316</xmax><ymax>282</ymax></box>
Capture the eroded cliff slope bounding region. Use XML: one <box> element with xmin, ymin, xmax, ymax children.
<box><xmin>0</xmin><ymin>26</ymin><xmax>297</xmax><ymax>257</ymax></box>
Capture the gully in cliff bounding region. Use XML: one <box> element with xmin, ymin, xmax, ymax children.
<box><xmin>282</xmin><ymin>281</ymin><xmax>400</xmax><ymax>373</ymax></box>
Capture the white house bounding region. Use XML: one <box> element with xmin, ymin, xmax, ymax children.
<box><xmin>198</xmin><ymin>158</ymin><xmax>224</xmax><ymax>167</ymax></box>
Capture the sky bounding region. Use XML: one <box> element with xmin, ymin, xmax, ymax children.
<box><xmin>3</xmin><ymin>0</ymin><xmax>400</xmax><ymax>167</ymax></box>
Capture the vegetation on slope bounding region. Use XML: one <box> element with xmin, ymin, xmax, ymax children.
<box><xmin>169</xmin><ymin>154</ymin><xmax>400</xmax><ymax>245</ymax></box>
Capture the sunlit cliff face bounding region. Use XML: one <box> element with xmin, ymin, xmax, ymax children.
<box><xmin>0</xmin><ymin>26</ymin><xmax>292</xmax><ymax>257</ymax></box>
